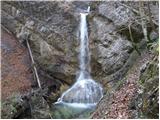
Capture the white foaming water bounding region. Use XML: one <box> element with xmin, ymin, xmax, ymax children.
<box><xmin>55</xmin><ymin>7</ymin><xmax>103</xmax><ymax>108</ymax></box>
<box><xmin>78</xmin><ymin>12</ymin><xmax>91</xmax><ymax>81</ymax></box>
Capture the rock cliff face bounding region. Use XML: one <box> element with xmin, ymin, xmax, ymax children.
<box><xmin>1</xmin><ymin>1</ymin><xmax>159</xmax><ymax>119</ymax></box>
<box><xmin>2</xmin><ymin>1</ymin><xmax>139</xmax><ymax>87</ymax></box>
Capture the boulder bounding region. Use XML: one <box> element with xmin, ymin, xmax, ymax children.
<box><xmin>89</xmin><ymin>16</ymin><xmax>134</xmax><ymax>86</ymax></box>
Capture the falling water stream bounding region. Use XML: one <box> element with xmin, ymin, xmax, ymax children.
<box><xmin>51</xmin><ymin>7</ymin><xmax>103</xmax><ymax>119</ymax></box>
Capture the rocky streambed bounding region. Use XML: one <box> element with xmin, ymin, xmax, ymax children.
<box><xmin>1</xmin><ymin>1</ymin><xmax>159</xmax><ymax>119</ymax></box>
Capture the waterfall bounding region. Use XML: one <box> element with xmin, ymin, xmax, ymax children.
<box><xmin>78</xmin><ymin>12</ymin><xmax>90</xmax><ymax>81</ymax></box>
<box><xmin>55</xmin><ymin>7</ymin><xmax>103</xmax><ymax>107</ymax></box>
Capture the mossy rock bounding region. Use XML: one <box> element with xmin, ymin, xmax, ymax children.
<box><xmin>137</xmin><ymin>56</ymin><xmax>159</xmax><ymax>119</ymax></box>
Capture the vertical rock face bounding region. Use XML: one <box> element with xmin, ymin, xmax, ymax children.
<box><xmin>2</xmin><ymin>1</ymin><xmax>79</xmax><ymax>84</ymax></box>
<box><xmin>1</xmin><ymin>1</ymin><xmax>158</xmax><ymax>87</ymax></box>
<box><xmin>98</xmin><ymin>2</ymin><xmax>134</xmax><ymax>27</ymax></box>
<box><xmin>90</xmin><ymin>16</ymin><xmax>133</xmax><ymax>75</ymax></box>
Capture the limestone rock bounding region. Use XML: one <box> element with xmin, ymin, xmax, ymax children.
<box><xmin>90</xmin><ymin>16</ymin><xmax>133</xmax><ymax>82</ymax></box>
<box><xmin>98</xmin><ymin>2</ymin><xmax>134</xmax><ymax>27</ymax></box>
<box><xmin>1</xmin><ymin>1</ymin><xmax>155</xmax><ymax>88</ymax></box>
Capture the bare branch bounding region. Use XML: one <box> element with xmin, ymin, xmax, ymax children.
<box><xmin>26</xmin><ymin>38</ymin><xmax>42</xmax><ymax>89</ymax></box>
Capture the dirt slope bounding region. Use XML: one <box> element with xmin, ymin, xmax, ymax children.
<box><xmin>91</xmin><ymin>51</ymin><xmax>154</xmax><ymax>119</ymax></box>
<box><xmin>1</xmin><ymin>28</ymin><xmax>32</xmax><ymax>100</ymax></box>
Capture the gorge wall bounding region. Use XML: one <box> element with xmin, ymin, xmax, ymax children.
<box><xmin>1</xmin><ymin>1</ymin><xmax>159</xmax><ymax>119</ymax></box>
<box><xmin>2</xmin><ymin>1</ymin><xmax>146</xmax><ymax>87</ymax></box>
